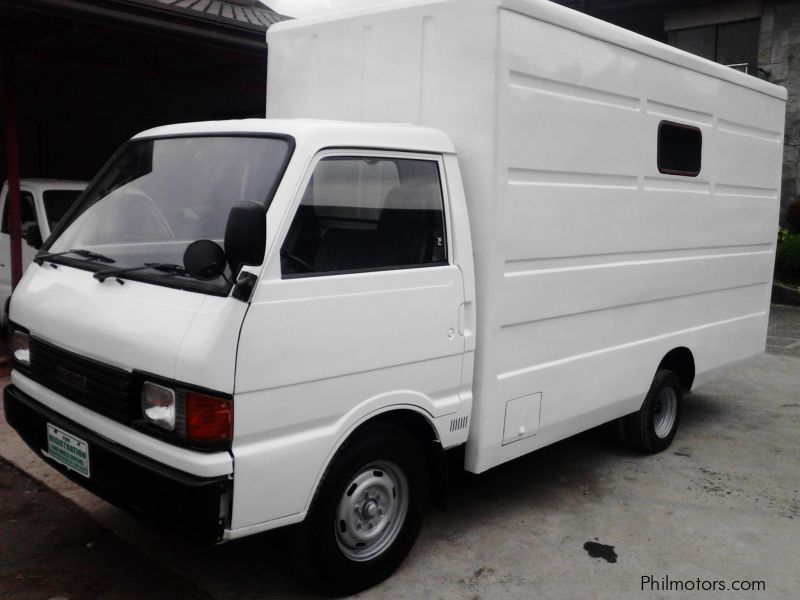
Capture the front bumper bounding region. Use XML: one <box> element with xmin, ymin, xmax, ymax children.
<box><xmin>4</xmin><ymin>385</ymin><xmax>230</xmax><ymax>543</ymax></box>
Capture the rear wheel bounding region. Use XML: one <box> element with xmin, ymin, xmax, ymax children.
<box><xmin>292</xmin><ymin>424</ymin><xmax>428</xmax><ymax>594</ymax></box>
<box><xmin>621</xmin><ymin>369</ymin><xmax>682</xmax><ymax>453</ymax></box>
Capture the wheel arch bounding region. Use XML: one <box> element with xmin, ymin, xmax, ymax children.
<box><xmin>314</xmin><ymin>407</ymin><xmax>449</xmax><ymax>515</ymax></box>
<box><xmin>658</xmin><ymin>347</ymin><xmax>695</xmax><ymax>392</ymax></box>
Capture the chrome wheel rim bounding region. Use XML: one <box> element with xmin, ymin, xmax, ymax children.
<box><xmin>653</xmin><ymin>387</ymin><xmax>678</xmax><ymax>439</ymax></box>
<box><xmin>334</xmin><ymin>460</ymin><xmax>408</xmax><ymax>562</ymax></box>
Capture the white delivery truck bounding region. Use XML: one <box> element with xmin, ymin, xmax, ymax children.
<box><xmin>4</xmin><ymin>0</ymin><xmax>786</xmax><ymax>593</ymax></box>
<box><xmin>0</xmin><ymin>179</ymin><xmax>87</xmax><ymax>320</ymax></box>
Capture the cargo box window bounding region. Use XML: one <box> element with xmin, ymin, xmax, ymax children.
<box><xmin>658</xmin><ymin>121</ymin><xmax>702</xmax><ymax>177</ymax></box>
<box><xmin>281</xmin><ymin>156</ymin><xmax>447</xmax><ymax>277</ymax></box>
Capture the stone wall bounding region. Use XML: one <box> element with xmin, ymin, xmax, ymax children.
<box><xmin>760</xmin><ymin>0</ymin><xmax>800</xmax><ymax>228</ymax></box>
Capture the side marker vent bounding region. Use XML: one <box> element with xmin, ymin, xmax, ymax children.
<box><xmin>449</xmin><ymin>416</ymin><xmax>468</xmax><ymax>432</ymax></box>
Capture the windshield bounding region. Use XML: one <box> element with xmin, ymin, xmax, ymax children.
<box><xmin>44</xmin><ymin>135</ymin><xmax>292</xmax><ymax>293</ymax></box>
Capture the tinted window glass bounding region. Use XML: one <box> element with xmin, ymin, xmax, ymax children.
<box><xmin>281</xmin><ymin>156</ymin><xmax>447</xmax><ymax>277</ymax></box>
<box><xmin>658</xmin><ymin>122</ymin><xmax>702</xmax><ymax>176</ymax></box>
<box><xmin>716</xmin><ymin>20</ymin><xmax>759</xmax><ymax>67</ymax></box>
<box><xmin>42</xmin><ymin>190</ymin><xmax>82</xmax><ymax>230</ymax></box>
<box><xmin>671</xmin><ymin>19</ymin><xmax>759</xmax><ymax>74</ymax></box>
<box><xmin>2</xmin><ymin>191</ymin><xmax>36</xmax><ymax>234</ymax></box>
<box><xmin>673</xmin><ymin>25</ymin><xmax>716</xmax><ymax>61</ymax></box>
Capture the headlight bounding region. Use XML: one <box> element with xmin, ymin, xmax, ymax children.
<box><xmin>142</xmin><ymin>381</ymin><xmax>176</xmax><ymax>431</ymax></box>
<box><xmin>141</xmin><ymin>381</ymin><xmax>232</xmax><ymax>443</ymax></box>
<box><xmin>11</xmin><ymin>330</ymin><xmax>30</xmax><ymax>367</ymax></box>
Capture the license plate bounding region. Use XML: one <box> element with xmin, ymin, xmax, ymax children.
<box><xmin>46</xmin><ymin>423</ymin><xmax>90</xmax><ymax>478</ymax></box>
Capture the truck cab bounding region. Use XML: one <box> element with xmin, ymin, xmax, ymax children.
<box><xmin>0</xmin><ymin>179</ymin><xmax>87</xmax><ymax>317</ymax></box>
<box><xmin>4</xmin><ymin>119</ymin><xmax>475</xmax><ymax>590</ymax></box>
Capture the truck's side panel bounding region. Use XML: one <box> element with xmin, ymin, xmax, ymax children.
<box><xmin>463</xmin><ymin>8</ymin><xmax>783</xmax><ymax>472</ymax></box>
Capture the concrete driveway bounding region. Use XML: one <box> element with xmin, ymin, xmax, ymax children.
<box><xmin>2</xmin><ymin>306</ymin><xmax>799</xmax><ymax>599</ymax></box>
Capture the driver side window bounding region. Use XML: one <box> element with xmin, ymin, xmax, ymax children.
<box><xmin>281</xmin><ymin>155</ymin><xmax>447</xmax><ymax>277</ymax></box>
<box><xmin>2</xmin><ymin>191</ymin><xmax>36</xmax><ymax>234</ymax></box>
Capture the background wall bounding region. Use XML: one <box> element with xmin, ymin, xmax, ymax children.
<box><xmin>761</xmin><ymin>0</ymin><xmax>800</xmax><ymax>228</ymax></box>
<box><xmin>1</xmin><ymin>0</ymin><xmax>283</xmax><ymax>185</ymax></box>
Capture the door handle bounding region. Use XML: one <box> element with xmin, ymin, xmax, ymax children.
<box><xmin>458</xmin><ymin>301</ymin><xmax>474</xmax><ymax>337</ymax></box>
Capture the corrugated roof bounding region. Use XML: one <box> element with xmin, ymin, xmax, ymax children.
<box><xmin>151</xmin><ymin>0</ymin><xmax>288</xmax><ymax>30</ymax></box>
<box><xmin>0</xmin><ymin>0</ymin><xmax>290</xmax><ymax>51</ymax></box>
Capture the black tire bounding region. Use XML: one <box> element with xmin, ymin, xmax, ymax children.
<box><xmin>621</xmin><ymin>369</ymin><xmax>682</xmax><ymax>453</ymax></box>
<box><xmin>291</xmin><ymin>423</ymin><xmax>428</xmax><ymax>595</ymax></box>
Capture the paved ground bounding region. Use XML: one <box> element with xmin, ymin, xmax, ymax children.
<box><xmin>0</xmin><ymin>459</ymin><xmax>212</xmax><ymax>600</ymax></box>
<box><xmin>767</xmin><ymin>304</ymin><xmax>800</xmax><ymax>358</ymax></box>
<box><xmin>1</xmin><ymin>305</ymin><xmax>798</xmax><ymax>599</ymax></box>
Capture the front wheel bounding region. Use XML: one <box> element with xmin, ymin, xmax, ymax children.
<box><xmin>621</xmin><ymin>369</ymin><xmax>682</xmax><ymax>453</ymax></box>
<box><xmin>292</xmin><ymin>424</ymin><xmax>428</xmax><ymax>594</ymax></box>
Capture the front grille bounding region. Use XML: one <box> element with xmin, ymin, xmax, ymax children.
<box><xmin>28</xmin><ymin>337</ymin><xmax>137</xmax><ymax>423</ymax></box>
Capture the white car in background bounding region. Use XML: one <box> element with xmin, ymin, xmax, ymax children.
<box><xmin>0</xmin><ymin>179</ymin><xmax>87</xmax><ymax>318</ymax></box>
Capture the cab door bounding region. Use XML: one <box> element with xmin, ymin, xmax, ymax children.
<box><xmin>231</xmin><ymin>150</ymin><xmax>466</xmax><ymax>527</ymax></box>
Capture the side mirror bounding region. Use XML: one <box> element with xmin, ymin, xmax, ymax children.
<box><xmin>183</xmin><ymin>240</ymin><xmax>226</xmax><ymax>280</ymax></box>
<box><xmin>23</xmin><ymin>223</ymin><xmax>43</xmax><ymax>249</ymax></box>
<box><xmin>224</xmin><ymin>201</ymin><xmax>266</xmax><ymax>273</ymax></box>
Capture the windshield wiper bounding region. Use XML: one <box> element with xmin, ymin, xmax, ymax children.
<box><xmin>93</xmin><ymin>262</ymin><xmax>188</xmax><ymax>283</ymax></box>
<box><xmin>36</xmin><ymin>248</ymin><xmax>116</xmax><ymax>265</ymax></box>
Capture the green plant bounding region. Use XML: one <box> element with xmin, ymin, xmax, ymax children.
<box><xmin>779</xmin><ymin>226</ymin><xmax>790</xmax><ymax>242</ymax></box>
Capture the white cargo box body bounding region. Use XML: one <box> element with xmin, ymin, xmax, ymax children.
<box><xmin>267</xmin><ymin>0</ymin><xmax>786</xmax><ymax>473</ymax></box>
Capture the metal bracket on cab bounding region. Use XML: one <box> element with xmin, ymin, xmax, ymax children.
<box><xmin>232</xmin><ymin>272</ymin><xmax>257</xmax><ymax>302</ymax></box>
